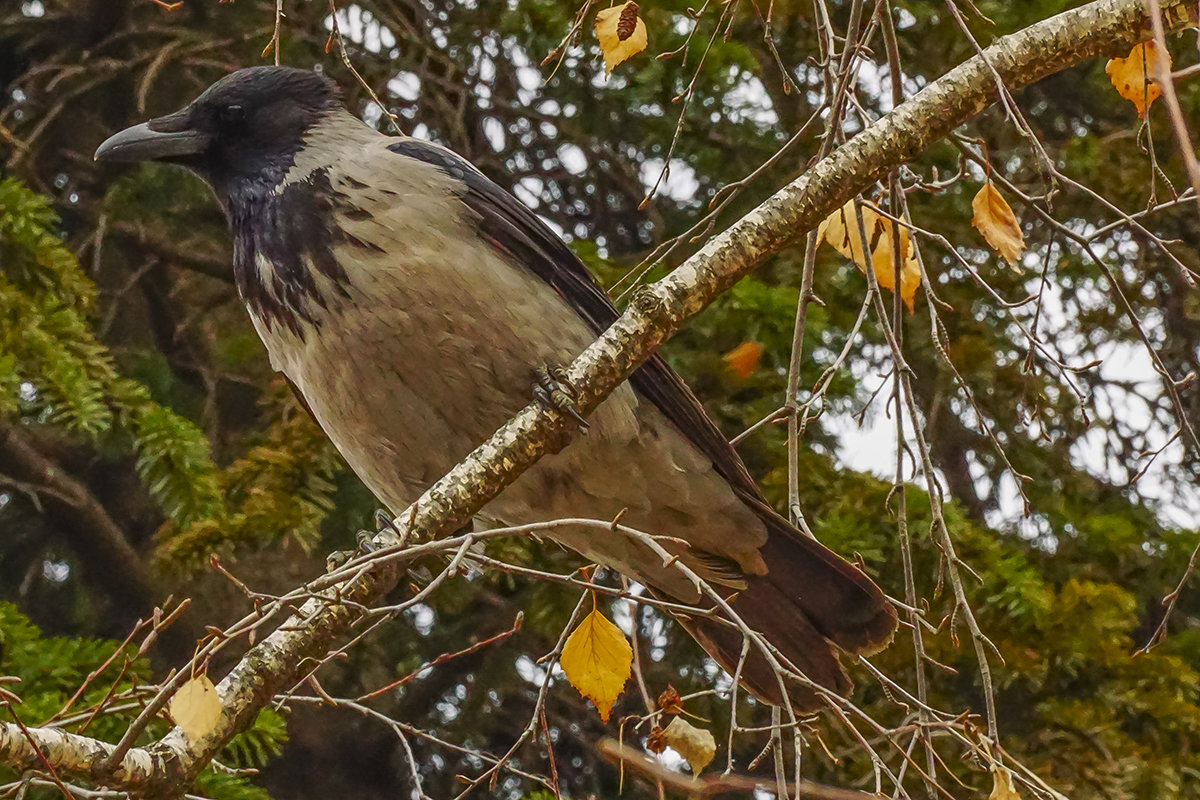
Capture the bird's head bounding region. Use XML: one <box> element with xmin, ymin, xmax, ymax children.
<box><xmin>95</xmin><ymin>66</ymin><xmax>342</xmax><ymax>189</ymax></box>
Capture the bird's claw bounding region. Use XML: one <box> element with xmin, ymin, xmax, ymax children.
<box><xmin>533</xmin><ymin>365</ymin><xmax>589</xmax><ymax>431</ymax></box>
<box><xmin>325</xmin><ymin>509</ymin><xmax>392</xmax><ymax>572</ymax></box>
<box><xmin>373</xmin><ymin>507</ymin><xmax>397</xmax><ymax>535</ymax></box>
<box><xmin>325</xmin><ymin>549</ymin><xmax>354</xmax><ymax>572</ymax></box>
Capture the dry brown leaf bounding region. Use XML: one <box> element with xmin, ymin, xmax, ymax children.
<box><xmin>1106</xmin><ymin>41</ymin><xmax>1171</xmax><ymax>118</ymax></box>
<box><xmin>663</xmin><ymin>716</ymin><xmax>716</xmax><ymax>774</ymax></box>
<box><xmin>817</xmin><ymin>200</ymin><xmax>921</xmax><ymax>311</ymax></box>
<box><xmin>595</xmin><ymin>2</ymin><xmax>648</xmax><ymax>77</ymax></box>
<box><xmin>722</xmin><ymin>341</ymin><xmax>763</xmax><ymax>379</ymax></box>
<box><xmin>657</xmin><ymin>684</ymin><xmax>683</xmax><ymax>715</ymax></box>
<box><xmin>971</xmin><ymin>182</ymin><xmax>1025</xmax><ymax>266</ymax></box>
<box><xmin>560</xmin><ymin>603</ymin><xmax>632</xmax><ymax>722</ymax></box>
<box><xmin>989</xmin><ymin>766</ymin><xmax>1021</xmax><ymax>800</ymax></box>
<box><xmin>169</xmin><ymin>673</ymin><xmax>221</xmax><ymax>741</ymax></box>
<box><xmin>646</xmin><ymin>724</ymin><xmax>668</xmax><ymax>754</ymax></box>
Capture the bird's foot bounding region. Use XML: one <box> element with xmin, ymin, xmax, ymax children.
<box><xmin>532</xmin><ymin>365</ymin><xmax>589</xmax><ymax>432</ymax></box>
<box><xmin>370</xmin><ymin>507</ymin><xmax>400</xmax><ymax>538</ymax></box>
<box><xmin>326</xmin><ymin>508</ymin><xmax>397</xmax><ymax>572</ymax></box>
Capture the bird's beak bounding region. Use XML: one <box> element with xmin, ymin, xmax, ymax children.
<box><xmin>94</xmin><ymin>110</ymin><xmax>211</xmax><ymax>163</ymax></box>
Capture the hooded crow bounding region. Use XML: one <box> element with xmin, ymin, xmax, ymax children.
<box><xmin>96</xmin><ymin>66</ymin><xmax>895</xmax><ymax>708</ymax></box>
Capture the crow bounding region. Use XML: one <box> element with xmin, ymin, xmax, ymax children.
<box><xmin>96</xmin><ymin>66</ymin><xmax>895</xmax><ymax>708</ymax></box>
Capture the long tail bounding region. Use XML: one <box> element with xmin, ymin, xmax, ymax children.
<box><xmin>674</xmin><ymin>505</ymin><xmax>896</xmax><ymax>710</ymax></box>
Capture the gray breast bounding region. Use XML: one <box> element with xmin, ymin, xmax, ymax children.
<box><xmin>248</xmin><ymin>134</ymin><xmax>768</xmax><ymax>598</ymax></box>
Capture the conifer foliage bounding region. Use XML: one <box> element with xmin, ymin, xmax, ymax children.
<box><xmin>1</xmin><ymin>178</ymin><xmax>224</xmax><ymax>526</ymax></box>
<box><xmin>1</xmin><ymin>1</ymin><xmax>1199</xmax><ymax>798</ymax></box>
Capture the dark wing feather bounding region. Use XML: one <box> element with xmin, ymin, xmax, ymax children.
<box><xmin>383</xmin><ymin>140</ymin><xmax>899</xmax><ymax>708</ymax></box>
<box><xmin>387</xmin><ymin>138</ymin><xmax>760</xmax><ymax>497</ymax></box>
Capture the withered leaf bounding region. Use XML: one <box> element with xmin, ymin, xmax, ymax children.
<box><xmin>595</xmin><ymin>2</ymin><xmax>648</xmax><ymax>77</ymax></box>
<box><xmin>1106</xmin><ymin>41</ymin><xmax>1171</xmax><ymax>118</ymax></box>
<box><xmin>989</xmin><ymin>767</ymin><xmax>1022</xmax><ymax>800</ymax></box>
<box><xmin>657</xmin><ymin>684</ymin><xmax>684</xmax><ymax>715</ymax></box>
<box><xmin>722</xmin><ymin>341</ymin><xmax>763</xmax><ymax>380</ymax></box>
<box><xmin>663</xmin><ymin>716</ymin><xmax>716</xmax><ymax>774</ymax></box>
<box><xmin>169</xmin><ymin>673</ymin><xmax>221</xmax><ymax>741</ymax></box>
<box><xmin>560</xmin><ymin>603</ymin><xmax>632</xmax><ymax>722</ymax></box>
<box><xmin>817</xmin><ymin>200</ymin><xmax>921</xmax><ymax>312</ymax></box>
<box><xmin>971</xmin><ymin>182</ymin><xmax>1025</xmax><ymax>266</ymax></box>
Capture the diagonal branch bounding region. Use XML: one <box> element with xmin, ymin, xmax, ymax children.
<box><xmin>1</xmin><ymin>0</ymin><xmax>1195</xmax><ymax>794</ymax></box>
<box><xmin>0</xmin><ymin>422</ymin><xmax>155</xmax><ymax>614</ymax></box>
<box><xmin>0</xmin><ymin>716</ymin><xmax>164</xmax><ymax>786</ymax></box>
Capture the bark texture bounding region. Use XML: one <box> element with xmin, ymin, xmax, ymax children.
<box><xmin>1</xmin><ymin>0</ymin><xmax>1195</xmax><ymax>793</ymax></box>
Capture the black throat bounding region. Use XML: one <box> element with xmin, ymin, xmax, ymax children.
<box><xmin>224</xmin><ymin>165</ymin><xmax>352</xmax><ymax>339</ymax></box>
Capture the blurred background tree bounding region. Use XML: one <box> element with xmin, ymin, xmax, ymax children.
<box><xmin>1</xmin><ymin>1</ymin><xmax>1198</xmax><ymax>798</ymax></box>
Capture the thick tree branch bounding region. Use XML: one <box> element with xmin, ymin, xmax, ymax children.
<box><xmin>0</xmin><ymin>423</ymin><xmax>155</xmax><ymax>613</ymax></box>
<box><xmin>0</xmin><ymin>721</ymin><xmax>162</xmax><ymax>787</ymax></box>
<box><xmin>2</xmin><ymin>0</ymin><xmax>1195</xmax><ymax>794</ymax></box>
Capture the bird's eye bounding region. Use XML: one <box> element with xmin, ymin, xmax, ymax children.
<box><xmin>219</xmin><ymin>105</ymin><xmax>245</xmax><ymax>127</ymax></box>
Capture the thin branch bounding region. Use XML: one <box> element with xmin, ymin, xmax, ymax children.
<box><xmin>3</xmin><ymin>1</ymin><xmax>1196</xmax><ymax>795</ymax></box>
<box><xmin>598</xmin><ymin>738</ymin><xmax>875</xmax><ymax>799</ymax></box>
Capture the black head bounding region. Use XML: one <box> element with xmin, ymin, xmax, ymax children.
<box><xmin>95</xmin><ymin>66</ymin><xmax>342</xmax><ymax>188</ymax></box>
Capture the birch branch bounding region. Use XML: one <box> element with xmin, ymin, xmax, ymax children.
<box><xmin>0</xmin><ymin>720</ymin><xmax>164</xmax><ymax>786</ymax></box>
<box><xmin>1</xmin><ymin>0</ymin><xmax>1194</xmax><ymax>794</ymax></box>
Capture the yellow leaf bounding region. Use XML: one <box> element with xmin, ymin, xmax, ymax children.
<box><xmin>1106</xmin><ymin>41</ymin><xmax>1170</xmax><ymax>118</ymax></box>
<box><xmin>817</xmin><ymin>200</ymin><xmax>921</xmax><ymax>312</ymax></box>
<box><xmin>560</xmin><ymin>604</ymin><xmax>632</xmax><ymax>722</ymax></box>
<box><xmin>595</xmin><ymin>2</ymin><xmax>648</xmax><ymax>78</ymax></box>
<box><xmin>722</xmin><ymin>341</ymin><xmax>763</xmax><ymax>380</ymax></box>
<box><xmin>868</xmin><ymin>221</ymin><xmax>919</xmax><ymax>312</ymax></box>
<box><xmin>663</xmin><ymin>716</ymin><xmax>716</xmax><ymax>774</ymax></box>
<box><xmin>989</xmin><ymin>766</ymin><xmax>1021</xmax><ymax>800</ymax></box>
<box><xmin>816</xmin><ymin>199</ymin><xmax>875</xmax><ymax>267</ymax></box>
<box><xmin>971</xmin><ymin>182</ymin><xmax>1025</xmax><ymax>266</ymax></box>
<box><xmin>169</xmin><ymin>673</ymin><xmax>221</xmax><ymax>740</ymax></box>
